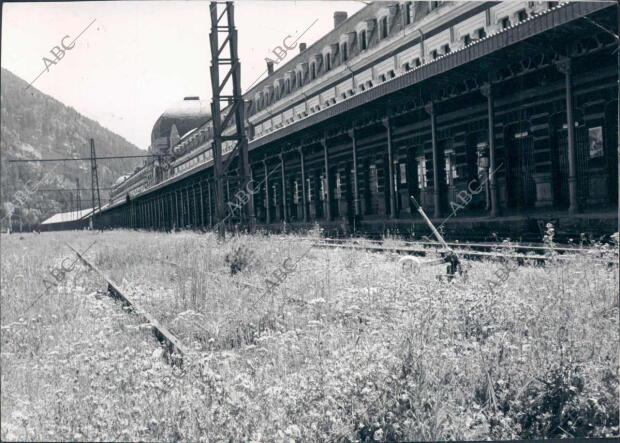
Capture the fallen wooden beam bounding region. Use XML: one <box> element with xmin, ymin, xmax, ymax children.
<box><xmin>67</xmin><ymin>243</ymin><xmax>188</xmax><ymax>366</ymax></box>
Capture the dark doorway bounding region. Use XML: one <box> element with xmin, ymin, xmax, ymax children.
<box><xmin>551</xmin><ymin>112</ymin><xmax>590</xmax><ymax>207</ymax></box>
<box><xmin>436</xmin><ymin>139</ymin><xmax>449</xmax><ymax>214</ymax></box>
<box><xmin>345</xmin><ymin>164</ymin><xmax>355</xmax><ymax>223</ymax></box>
<box><xmin>406</xmin><ymin>148</ymin><xmax>420</xmax><ymax>213</ymax></box>
<box><xmin>314</xmin><ymin>170</ymin><xmax>323</xmax><ymax>219</ymax></box>
<box><xmin>465</xmin><ymin>131</ymin><xmax>487</xmax><ymax>211</ymax></box>
<box><xmin>505</xmin><ymin>123</ymin><xmax>536</xmax><ymax>209</ymax></box>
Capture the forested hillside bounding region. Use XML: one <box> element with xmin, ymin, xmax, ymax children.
<box><xmin>1</xmin><ymin>67</ymin><xmax>144</xmax><ymax>227</ymax></box>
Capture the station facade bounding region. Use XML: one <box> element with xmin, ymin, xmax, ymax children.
<box><xmin>101</xmin><ymin>1</ymin><xmax>618</xmax><ymax>240</ymax></box>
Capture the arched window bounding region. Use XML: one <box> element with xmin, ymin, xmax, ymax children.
<box><xmin>326</xmin><ymin>53</ymin><xmax>331</xmax><ymax>71</ymax></box>
<box><xmin>310</xmin><ymin>62</ymin><xmax>316</xmax><ymax>79</ymax></box>
<box><xmin>360</xmin><ymin>30</ymin><xmax>367</xmax><ymax>50</ymax></box>
<box><xmin>286</xmin><ymin>79</ymin><xmax>290</xmax><ymax>94</ymax></box>
<box><xmin>297</xmin><ymin>71</ymin><xmax>302</xmax><ymax>87</ymax></box>
<box><xmin>342</xmin><ymin>42</ymin><xmax>348</xmax><ymax>62</ymax></box>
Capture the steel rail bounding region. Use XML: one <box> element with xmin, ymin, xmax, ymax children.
<box><xmin>310</xmin><ymin>241</ymin><xmax>619</xmax><ymax>265</ymax></box>
<box><xmin>295</xmin><ymin>236</ymin><xmax>617</xmax><ymax>255</ymax></box>
<box><xmin>66</xmin><ymin>243</ymin><xmax>188</xmax><ymax>366</ymax></box>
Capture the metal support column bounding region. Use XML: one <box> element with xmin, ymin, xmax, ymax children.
<box><xmin>481</xmin><ymin>83</ymin><xmax>500</xmax><ymax>217</ymax></box>
<box><xmin>199</xmin><ymin>182</ymin><xmax>205</xmax><ymax>227</ymax></box>
<box><xmin>175</xmin><ymin>191</ymin><xmax>180</xmax><ymax>229</ymax></box>
<box><xmin>186</xmin><ymin>187</ymin><xmax>191</xmax><ymax>227</ymax></box>
<box><xmin>193</xmin><ymin>186</ymin><xmax>198</xmax><ymax>226</ymax></box>
<box><xmin>383</xmin><ymin>117</ymin><xmax>396</xmax><ymax>218</ymax></box>
<box><xmin>425</xmin><ymin>102</ymin><xmax>442</xmax><ymax>218</ymax></box>
<box><xmin>322</xmin><ymin>138</ymin><xmax>332</xmax><ymax>221</ymax></box>
<box><xmin>299</xmin><ymin>147</ymin><xmax>308</xmax><ymax>222</ymax></box>
<box><xmin>556</xmin><ymin>58</ymin><xmax>581</xmax><ymax>214</ymax></box>
<box><xmin>280</xmin><ymin>152</ymin><xmax>288</xmax><ymax>222</ymax></box>
<box><xmin>349</xmin><ymin>127</ymin><xmax>361</xmax><ymax>218</ymax></box>
<box><xmin>207</xmin><ymin>181</ymin><xmax>213</xmax><ymax>227</ymax></box>
<box><xmin>263</xmin><ymin>160</ymin><xmax>271</xmax><ymax>224</ymax></box>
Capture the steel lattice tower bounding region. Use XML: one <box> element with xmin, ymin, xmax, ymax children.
<box><xmin>209</xmin><ymin>1</ymin><xmax>253</xmax><ymax>238</ymax></box>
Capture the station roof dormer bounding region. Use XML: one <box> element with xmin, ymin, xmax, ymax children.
<box><xmin>243</xmin><ymin>1</ymin><xmax>444</xmax><ymax>117</ymax></box>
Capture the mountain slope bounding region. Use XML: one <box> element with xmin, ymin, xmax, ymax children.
<box><xmin>1</xmin><ymin>67</ymin><xmax>145</xmax><ymax>226</ymax></box>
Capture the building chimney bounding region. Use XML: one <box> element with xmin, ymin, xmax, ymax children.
<box><xmin>266</xmin><ymin>60</ymin><xmax>274</xmax><ymax>75</ymax></box>
<box><xmin>299</xmin><ymin>42</ymin><xmax>307</xmax><ymax>53</ymax></box>
<box><xmin>334</xmin><ymin>11</ymin><xmax>348</xmax><ymax>28</ymax></box>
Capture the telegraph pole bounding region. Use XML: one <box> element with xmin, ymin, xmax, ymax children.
<box><xmin>90</xmin><ymin>138</ymin><xmax>102</xmax><ymax>228</ymax></box>
<box><xmin>76</xmin><ymin>178</ymin><xmax>81</xmax><ymax>218</ymax></box>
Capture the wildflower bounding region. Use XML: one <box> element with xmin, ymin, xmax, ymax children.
<box><xmin>285</xmin><ymin>424</ymin><xmax>301</xmax><ymax>438</ymax></box>
<box><xmin>308</xmin><ymin>297</ymin><xmax>326</xmax><ymax>305</ymax></box>
<box><xmin>373</xmin><ymin>429</ymin><xmax>384</xmax><ymax>441</ymax></box>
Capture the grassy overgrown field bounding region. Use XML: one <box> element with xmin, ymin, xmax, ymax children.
<box><xmin>1</xmin><ymin>229</ymin><xmax>618</xmax><ymax>442</ymax></box>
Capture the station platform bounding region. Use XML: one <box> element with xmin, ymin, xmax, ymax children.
<box><xmin>259</xmin><ymin>207</ymin><xmax>619</xmax><ymax>243</ymax></box>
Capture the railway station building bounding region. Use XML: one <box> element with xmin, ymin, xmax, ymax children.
<box><xmin>98</xmin><ymin>1</ymin><xmax>618</xmax><ymax>241</ymax></box>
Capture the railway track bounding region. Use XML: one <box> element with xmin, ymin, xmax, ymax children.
<box><xmin>304</xmin><ymin>237</ymin><xmax>619</xmax><ymax>265</ymax></box>
<box><xmin>67</xmin><ymin>243</ymin><xmax>187</xmax><ymax>366</ymax></box>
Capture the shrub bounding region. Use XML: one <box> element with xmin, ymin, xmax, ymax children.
<box><xmin>224</xmin><ymin>243</ymin><xmax>256</xmax><ymax>275</ymax></box>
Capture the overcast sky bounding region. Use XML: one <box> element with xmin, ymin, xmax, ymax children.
<box><xmin>1</xmin><ymin>1</ymin><xmax>365</xmax><ymax>150</ymax></box>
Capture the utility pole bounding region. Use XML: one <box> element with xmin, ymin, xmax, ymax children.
<box><xmin>90</xmin><ymin>138</ymin><xmax>102</xmax><ymax>229</ymax></box>
<box><xmin>76</xmin><ymin>178</ymin><xmax>81</xmax><ymax>218</ymax></box>
<box><xmin>208</xmin><ymin>1</ymin><xmax>253</xmax><ymax>239</ymax></box>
